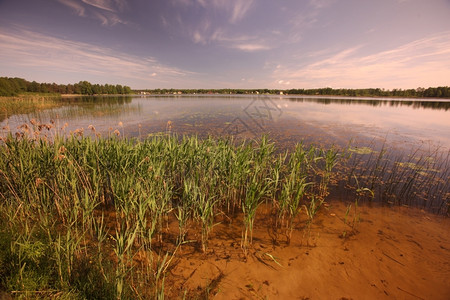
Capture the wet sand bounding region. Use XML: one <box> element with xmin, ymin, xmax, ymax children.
<box><xmin>160</xmin><ymin>202</ymin><xmax>450</xmax><ymax>299</ymax></box>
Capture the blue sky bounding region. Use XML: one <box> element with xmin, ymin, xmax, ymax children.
<box><xmin>1</xmin><ymin>0</ymin><xmax>449</xmax><ymax>89</ymax></box>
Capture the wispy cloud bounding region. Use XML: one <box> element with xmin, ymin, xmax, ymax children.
<box><xmin>0</xmin><ymin>27</ymin><xmax>194</xmax><ymax>86</ymax></box>
<box><xmin>57</xmin><ymin>0</ymin><xmax>128</xmax><ymax>26</ymax></box>
<box><xmin>307</xmin><ymin>46</ymin><xmax>364</xmax><ymax>68</ymax></box>
<box><xmin>228</xmin><ymin>0</ymin><xmax>254</xmax><ymax>23</ymax></box>
<box><xmin>272</xmin><ymin>32</ymin><xmax>450</xmax><ymax>88</ymax></box>
<box><xmin>309</xmin><ymin>0</ymin><xmax>336</xmax><ymax>10</ymax></box>
<box><xmin>81</xmin><ymin>0</ymin><xmax>120</xmax><ymax>13</ymax></box>
<box><xmin>231</xmin><ymin>43</ymin><xmax>271</xmax><ymax>52</ymax></box>
<box><xmin>207</xmin><ymin>30</ymin><xmax>272</xmax><ymax>52</ymax></box>
<box><xmin>176</xmin><ymin>0</ymin><xmax>254</xmax><ymax>24</ymax></box>
<box><xmin>190</xmin><ymin>19</ymin><xmax>211</xmax><ymax>44</ymax></box>
<box><xmin>57</xmin><ymin>0</ymin><xmax>86</xmax><ymax>16</ymax></box>
<box><xmin>167</xmin><ymin>0</ymin><xmax>257</xmax><ymax>48</ymax></box>
<box><xmin>284</xmin><ymin>0</ymin><xmax>335</xmax><ymax>44</ymax></box>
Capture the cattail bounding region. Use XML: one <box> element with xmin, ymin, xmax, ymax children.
<box><xmin>74</xmin><ymin>128</ymin><xmax>84</xmax><ymax>136</ymax></box>
<box><xmin>56</xmin><ymin>154</ymin><xmax>66</xmax><ymax>161</ymax></box>
<box><xmin>35</xmin><ymin>178</ymin><xmax>43</xmax><ymax>187</ymax></box>
<box><xmin>18</xmin><ymin>123</ymin><xmax>30</xmax><ymax>131</ymax></box>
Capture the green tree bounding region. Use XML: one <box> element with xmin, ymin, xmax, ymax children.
<box><xmin>79</xmin><ymin>81</ymin><xmax>93</xmax><ymax>95</ymax></box>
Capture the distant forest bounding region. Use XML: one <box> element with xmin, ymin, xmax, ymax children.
<box><xmin>0</xmin><ymin>77</ymin><xmax>132</xmax><ymax>96</ymax></box>
<box><xmin>141</xmin><ymin>87</ymin><xmax>450</xmax><ymax>98</ymax></box>
<box><xmin>1</xmin><ymin>76</ymin><xmax>449</xmax><ymax>98</ymax></box>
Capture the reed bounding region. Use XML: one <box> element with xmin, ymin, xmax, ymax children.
<box><xmin>241</xmin><ymin>166</ymin><xmax>268</xmax><ymax>255</ymax></box>
<box><xmin>0</xmin><ymin>124</ymin><xmax>448</xmax><ymax>298</ymax></box>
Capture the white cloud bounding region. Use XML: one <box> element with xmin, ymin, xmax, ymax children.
<box><xmin>171</xmin><ymin>0</ymin><xmax>254</xmax><ymax>23</ymax></box>
<box><xmin>56</xmin><ymin>0</ymin><xmax>86</xmax><ymax>16</ymax></box>
<box><xmin>307</xmin><ymin>46</ymin><xmax>364</xmax><ymax>68</ymax></box>
<box><xmin>82</xmin><ymin>0</ymin><xmax>117</xmax><ymax>12</ymax></box>
<box><xmin>184</xmin><ymin>19</ymin><xmax>272</xmax><ymax>52</ymax></box>
<box><xmin>190</xmin><ymin>19</ymin><xmax>211</xmax><ymax>44</ymax></box>
<box><xmin>229</xmin><ymin>0</ymin><xmax>254</xmax><ymax>23</ymax></box>
<box><xmin>192</xmin><ymin>0</ymin><xmax>254</xmax><ymax>23</ymax></box>
<box><xmin>57</xmin><ymin>0</ymin><xmax>128</xmax><ymax>26</ymax></box>
<box><xmin>277</xmin><ymin>80</ymin><xmax>290</xmax><ymax>85</ymax></box>
<box><xmin>285</xmin><ymin>0</ymin><xmax>336</xmax><ymax>44</ymax></box>
<box><xmin>168</xmin><ymin>0</ymin><xmax>256</xmax><ymax>46</ymax></box>
<box><xmin>272</xmin><ymin>32</ymin><xmax>450</xmax><ymax>88</ymax></box>
<box><xmin>231</xmin><ymin>43</ymin><xmax>271</xmax><ymax>52</ymax></box>
<box><xmin>309</xmin><ymin>0</ymin><xmax>336</xmax><ymax>9</ymax></box>
<box><xmin>0</xmin><ymin>28</ymin><xmax>194</xmax><ymax>85</ymax></box>
<box><xmin>207</xmin><ymin>30</ymin><xmax>273</xmax><ymax>52</ymax></box>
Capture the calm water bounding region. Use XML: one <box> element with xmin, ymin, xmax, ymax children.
<box><xmin>2</xmin><ymin>94</ymin><xmax>449</xmax><ymax>210</ymax></box>
<box><xmin>2</xmin><ymin>95</ymin><xmax>450</xmax><ymax>151</ymax></box>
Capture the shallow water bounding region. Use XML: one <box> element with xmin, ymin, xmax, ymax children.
<box><xmin>1</xmin><ymin>94</ymin><xmax>449</xmax><ymax>152</ymax></box>
<box><xmin>1</xmin><ymin>94</ymin><xmax>449</xmax><ymax>211</ymax></box>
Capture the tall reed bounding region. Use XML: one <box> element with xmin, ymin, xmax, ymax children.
<box><xmin>0</xmin><ymin>124</ymin><xmax>448</xmax><ymax>298</ymax></box>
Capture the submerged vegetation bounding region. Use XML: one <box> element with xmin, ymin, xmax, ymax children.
<box><xmin>0</xmin><ymin>95</ymin><xmax>65</xmax><ymax>123</ymax></box>
<box><xmin>0</xmin><ymin>122</ymin><xmax>448</xmax><ymax>298</ymax></box>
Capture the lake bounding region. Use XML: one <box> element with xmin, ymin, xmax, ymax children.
<box><xmin>1</xmin><ymin>94</ymin><xmax>449</xmax><ymax>211</ymax></box>
<box><xmin>2</xmin><ymin>94</ymin><xmax>449</xmax><ymax>152</ymax></box>
<box><xmin>1</xmin><ymin>95</ymin><xmax>449</xmax><ymax>298</ymax></box>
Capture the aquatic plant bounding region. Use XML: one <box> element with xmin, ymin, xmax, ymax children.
<box><xmin>0</xmin><ymin>124</ymin><xmax>448</xmax><ymax>298</ymax></box>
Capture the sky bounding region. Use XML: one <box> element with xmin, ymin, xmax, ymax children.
<box><xmin>1</xmin><ymin>0</ymin><xmax>450</xmax><ymax>89</ymax></box>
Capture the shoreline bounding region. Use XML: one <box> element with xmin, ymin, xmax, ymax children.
<box><xmin>1</xmin><ymin>93</ymin><xmax>450</xmax><ymax>102</ymax></box>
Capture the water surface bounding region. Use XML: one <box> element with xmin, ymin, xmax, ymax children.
<box><xmin>2</xmin><ymin>95</ymin><xmax>449</xmax><ymax>152</ymax></box>
<box><xmin>2</xmin><ymin>95</ymin><xmax>449</xmax><ymax>210</ymax></box>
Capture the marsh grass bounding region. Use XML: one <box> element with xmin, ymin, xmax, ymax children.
<box><xmin>0</xmin><ymin>121</ymin><xmax>448</xmax><ymax>298</ymax></box>
<box><xmin>342</xmin><ymin>143</ymin><xmax>449</xmax><ymax>214</ymax></box>
<box><xmin>0</xmin><ymin>95</ymin><xmax>63</xmax><ymax>123</ymax></box>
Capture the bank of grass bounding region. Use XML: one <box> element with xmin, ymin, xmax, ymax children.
<box><xmin>0</xmin><ymin>125</ymin><xmax>448</xmax><ymax>298</ymax></box>
<box><xmin>0</xmin><ymin>94</ymin><xmax>63</xmax><ymax>122</ymax></box>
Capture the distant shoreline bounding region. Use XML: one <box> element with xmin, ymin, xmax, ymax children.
<box><xmin>1</xmin><ymin>92</ymin><xmax>449</xmax><ymax>102</ymax></box>
<box><xmin>132</xmin><ymin>93</ymin><xmax>450</xmax><ymax>102</ymax></box>
<box><xmin>1</xmin><ymin>93</ymin><xmax>449</xmax><ymax>102</ymax></box>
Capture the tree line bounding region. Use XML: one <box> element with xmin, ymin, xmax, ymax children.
<box><xmin>0</xmin><ymin>77</ymin><xmax>132</xmax><ymax>96</ymax></box>
<box><xmin>285</xmin><ymin>87</ymin><xmax>450</xmax><ymax>98</ymax></box>
<box><xmin>139</xmin><ymin>86</ymin><xmax>450</xmax><ymax>98</ymax></box>
<box><xmin>1</xmin><ymin>77</ymin><xmax>449</xmax><ymax>98</ymax></box>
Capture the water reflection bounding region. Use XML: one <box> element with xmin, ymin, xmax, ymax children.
<box><xmin>286</xmin><ymin>96</ymin><xmax>450</xmax><ymax>111</ymax></box>
<box><xmin>2</xmin><ymin>94</ymin><xmax>448</xmax><ymax>212</ymax></box>
<box><xmin>1</xmin><ymin>95</ymin><xmax>449</xmax><ymax>151</ymax></box>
